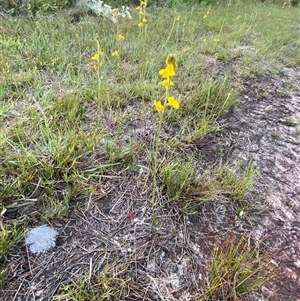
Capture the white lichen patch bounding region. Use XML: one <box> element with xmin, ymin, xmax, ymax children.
<box><xmin>25</xmin><ymin>225</ymin><xmax>58</xmax><ymax>254</ymax></box>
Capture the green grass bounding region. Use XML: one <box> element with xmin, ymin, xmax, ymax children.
<box><xmin>161</xmin><ymin>159</ymin><xmax>255</xmax><ymax>213</ymax></box>
<box><xmin>195</xmin><ymin>235</ymin><xmax>277</xmax><ymax>301</ymax></box>
<box><xmin>52</xmin><ymin>264</ymin><xmax>128</xmax><ymax>301</ymax></box>
<box><xmin>0</xmin><ymin>223</ymin><xmax>24</xmax><ymax>285</ymax></box>
<box><xmin>0</xmin><ymin>0</ymin><xmax>298</xmax><ymax>296</ymax></box>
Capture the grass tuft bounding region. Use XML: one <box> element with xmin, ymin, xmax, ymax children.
<box><xmin>161</xmin><ymin>159</ymin><xmax>255</xmax><ymax>213</ymax></box>
<box><xmin>196</xmin><ymin>235</ymin><xmax>277</xmax><ymax>301</ymax></box>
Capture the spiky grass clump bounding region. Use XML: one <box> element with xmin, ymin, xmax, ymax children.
<box><xmin>195</xmin><ymin>236</ymin><xmax>277</xmax><ymax>301</ymax></box>
<box><xmin>161</xmin><ymin>159</ymin><xmax>255</xmax><ymax>213</ymax></box>
<box><xmin>53</xmin><ymin>267</ymin><xmax>127</xmax><ymax>301</ymax></box>
<box><xmin>0</xmin><ymin>224</ymin><xmax>24</xmax><ymax>286</ymax></box>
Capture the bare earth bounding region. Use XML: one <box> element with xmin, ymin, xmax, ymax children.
<box><xmin>223</xmin><ymin>65</ymin><xmax>300</xmax><ymax>300</ymax></box>
<box><xmin>1</xmin><ymin>60</ymin><xmax>300</xmax><ymax>301</ymax></box>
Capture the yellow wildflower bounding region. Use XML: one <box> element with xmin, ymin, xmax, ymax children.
<box><xmin>112</xmin><ymin>51</ymin><xmax>119</xmax><ymax>57</ymax></box>
<box><xmin>166</xmin><ymin>54</ymin><xmax>177</xmax><ymax>73</ymax></box>
<box><xmin>141</xmin><ymin>0</ymin><xmax>146</xmax><ymax>6</ymax></box>
<box><xmin>159</xmin><ymin>64</ymin><xmax>175</xmax><ymax>79</ymax></box>
<box><xmin>118</xmin><ymin>34</ymin><xmax>125</xmax><ymax>40</ymax></box>
<box><xmin>154</xmin><ymin>100</ymin><xmax>164</xmax><ymax>113</ymax></box>
<box><xmin>167</xmin><ymin>96</ymin><xmax>179</xmax><ymax>109</ymax></box>
<box><xmin>203</xmin><ymin>38</ymin><xmax>207</xmax><ymax>43</ymax></box>
<box><xmin>142</xmin><ymin>17</ymin><xmax>147</xmax><ymax>23</ymax></box>
<box><xmin>92</xmin><ymin>54</ymin><xmax>98</xmax><ymax>61</ymax></box>
<box><xmin>138</xmin><ymin>22</ymin><xmax>143</xmax><ymax>27</ymax></box>
<box><xmin>93</xmin><ymin>61</ymin><xmax>103</xmax><ymax>70</ymax></box>
<box><xmin>176</xmin><ymin>16</ymin><xmax>180</xmax><ymax>21</ymax></box>
<box><xmin>214</xmin><ymin>38</ymin><xmax>219</xmax><ymax>43</ymax></box>
<box><xmin>160</xmin><ymin>79</ymin><xmax>174</xmax><ymax>87</ymax></box>
<box><xmin>91</xmin><ymin>49</ymin><xmax>104</xmax><ymax>61</ymax></box>
<box><xmin>136</xmin><ymin>5</ymin><xmax>141</xmax><ymax>10</ymax></box>
<box><xmin>203</xmin><ymin>14</ymin><xmax>207</xmax><ymax>19</ymax></box>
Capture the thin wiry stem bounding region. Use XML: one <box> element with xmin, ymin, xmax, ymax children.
<box><xmin>152</xmin><ymin>86</ymin><xmax>169</xmax><ymax>226</ymax></box>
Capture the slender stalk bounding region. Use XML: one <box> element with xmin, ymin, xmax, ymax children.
<box><xmin>141</xmin><ymin>25</ymin><xmax>147</xmax><ymax>103</ymax></box>
<box><xmin>151</xmin><ymin>54</ymin><xmax>178</xmax><ymax>226</ymax></box>
<box><xmin>151</xmin><ymin>86</ymin><xmax>168</xmax><ymax>225</ymax></box>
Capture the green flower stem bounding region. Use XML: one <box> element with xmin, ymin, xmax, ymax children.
<box><xmin>152</xmin><ymin>85</ymin><xmax>169</xmax><ymax>224</ymax></box>
<box><xmin>141</xmin><ymin>25</ymin><xmax>147</xmax><ymax>103</ymax></box>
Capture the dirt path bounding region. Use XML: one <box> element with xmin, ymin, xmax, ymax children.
<box><xmin>219</xmin><ymin>65</ymin><xmax>300</xmax><ymax>300</ymax></box>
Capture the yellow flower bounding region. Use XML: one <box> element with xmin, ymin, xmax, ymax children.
<box><xmin>166</xmin><ymin>54</ymin><xmax>177</xmax><ymax>72</ymax></box>
<box><xmin>93</xmin><ymin>61</ymin><xmax>103</xmax><ymax>70</ymax></box>
<box><xmin>141</xmin><ymin>0</ymin><xmax>146</xmax><ymax>6</ymax></box>
<box><xmin>136</xmin><ymin>5</ymin><xmax>141</xmax><ymax>10</ymax></box>
<box><xmin>142</xmin><ymin>17</ymin><xmax>147</xmax><ymax>23</ymax></box>
<box><xmin>159</xmin><ymin>64</ymin><xmax>175</xmax><ymax>79</ymax></box>
<box><xmin>138</xmin><ymin>22</ymin><xmax>143</xmax><ymax>27</ymax></box>
<box><xmin>154</xmin><ymin>100</ymin><xmax>164</xmax><ymax>113</ymax></box>
<box><xmin>112</xmin><ymin>51</ymin><xmax>119</xmax><ymax>57</ymax></box>
<box><xmin>160</xmin><ymin>79</ymin><xmax>174</xmax><ymax>87</ymax></box>
<box><xmin>214</xmin><ymin>38</ymin><xmax>219</xmax><ymax>43</ymax></box>
<box><xmin>203</xmin><ymin>38</ymin><xmax>207</xmax><ymax>43</ymax></box>
<box><xmin>203</xmin><ymin>14</ymin><xmax>207</xmax><ymax>19</ymax></box>
<box><xmin>91</xmin><ymin>49</ymin><xmax>104</xmax><ymax>61</ymax></box>
<box><xmin>118</xmin><ymin>34</ymin><xmax>125</xmax><ymax>40</ymax></box>
<box><xmin>167</xmin><ymin>96</ymin><xmax>179</xmax><ymax>109</ymax></box>
<box><xmin>176</xmin><ymin>16</ymin><xmax>180</xmax><ymax>21</ymax></box>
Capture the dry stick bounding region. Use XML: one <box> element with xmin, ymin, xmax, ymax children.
<box><xmin>89</xmin><ymin>257</ymin><xmax>93</xmax><ymax>282</ymax></box>
<box><xmin>12</xmin><ymin>277</ymin><xmax>25</xmax><ymax>301</ymax></box>
<box><xmin>85</xmin><ymin>191</ymin><xmax>93</xmax><ymax>212</ymax></box>
<box><xmin>109</xmin><ymin>183</ymin><xmax>131</xmax><ymax>213</ymax></box>
<box><xmin>25</xmin><ymin>243</ymin><xmax>33</xmax><ymax>277</ymax></box>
